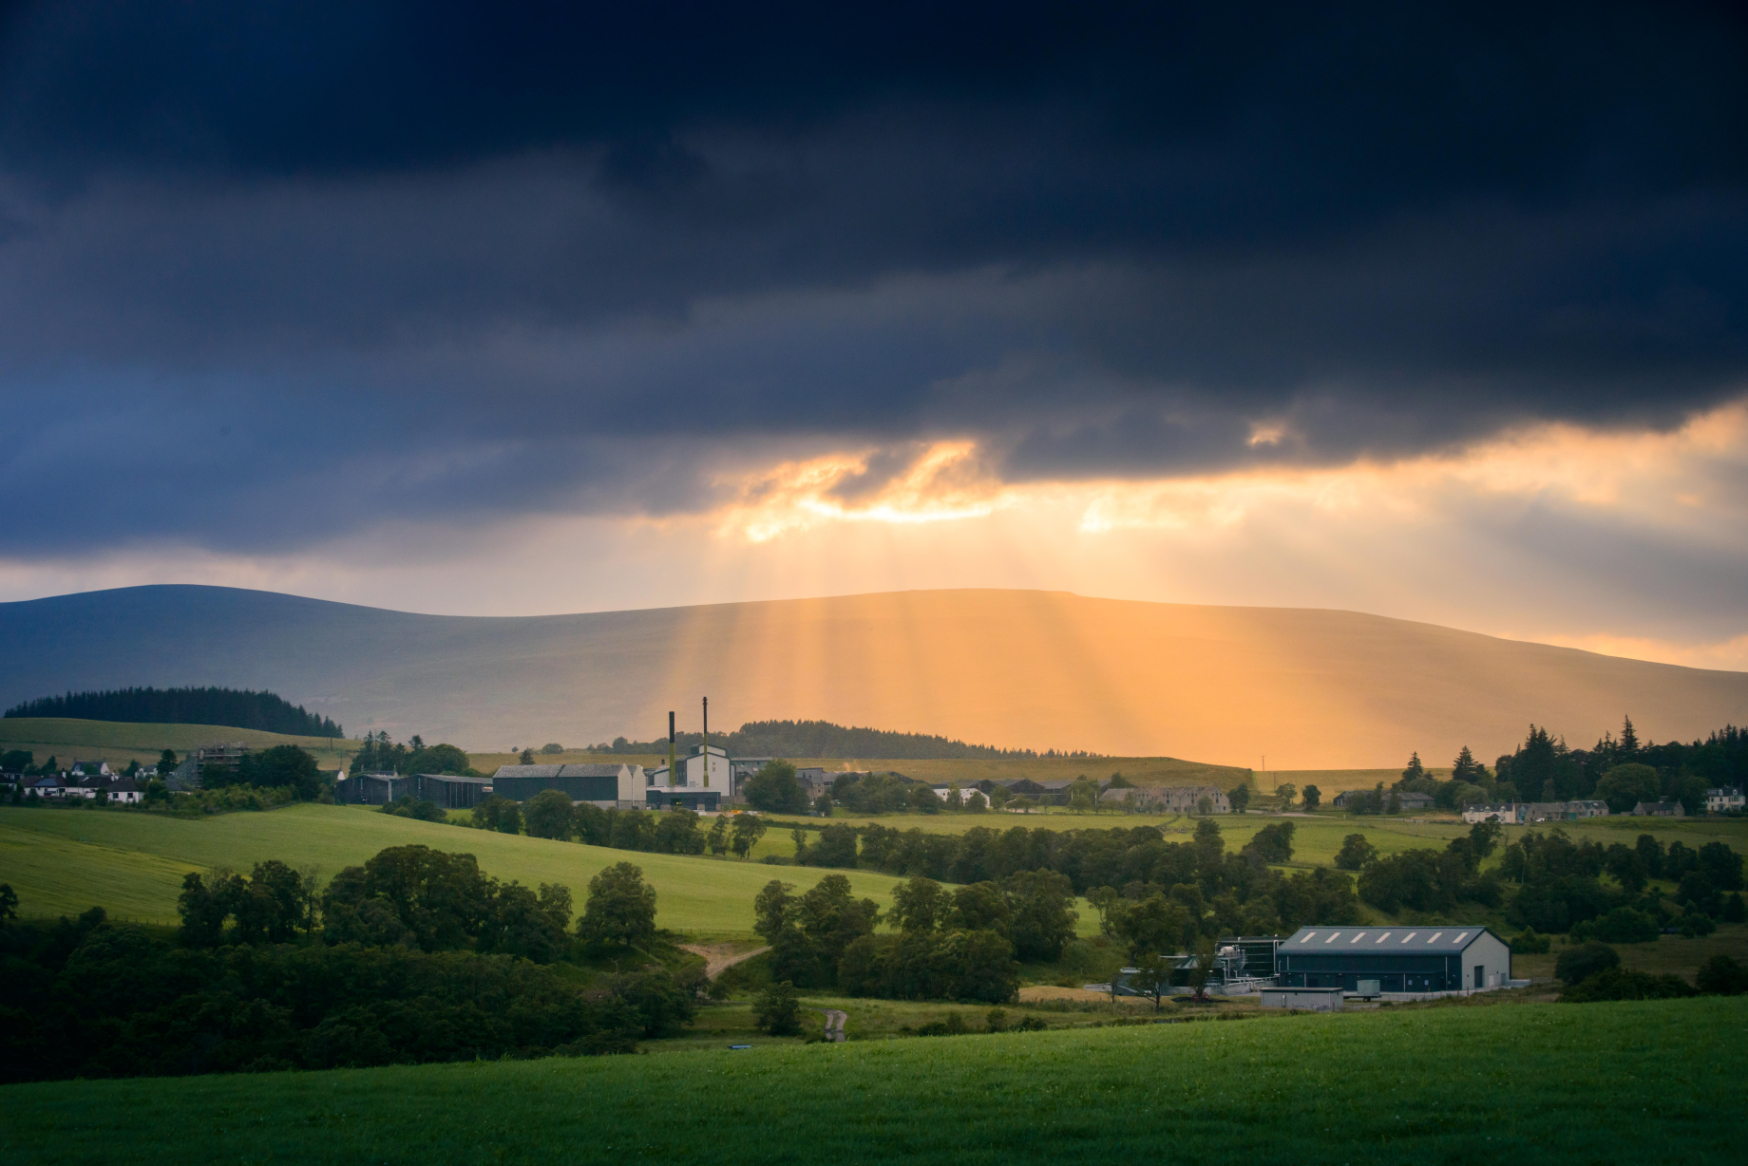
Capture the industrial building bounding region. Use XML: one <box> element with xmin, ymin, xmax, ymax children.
<box><xmin>1275</xmin><ymin>926</ymin><xmax>1512</xmax><ymax>993</ymax></box>
<box><xmin>410</xmin><ymin>773</ymin><xmax>490</xmax><ymax>810</ymax></box>
<box><xmin>337</xmin><ymin>772</ymin><xmax>412</xmax><ymax>805</ymax></box>
<box><xmin>490</xmin><ymin>763</ymin><xmax>646</xmax><ymax>808</ymax></box>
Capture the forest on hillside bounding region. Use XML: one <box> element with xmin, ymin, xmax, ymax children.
<box><xmin>3</xmin><ymin>687</ymin><xmax>343</xmax><ymax>738</ymax></box>
<box><xmin>587</xmin><ymin>719</ymin><xmax>1097</xmax><ymax>760</ymax></box>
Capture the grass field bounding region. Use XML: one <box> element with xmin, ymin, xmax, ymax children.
<box><xmin>0</xmin><ymin>996</ymin><xmax>1739</xmax><ymax>1164</ymax></box>
<box><xmin>0</xmin><ymin>717</ymin><xmax>356</xmax><ymax>770</ymax></box>
<box><xmin>0</xmin><ymin>805</ymin><xmax>909</xmax><ymax>934</ymax></box>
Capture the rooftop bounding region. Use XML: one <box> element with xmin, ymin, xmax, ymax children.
<box><xmin>1280</xmin><ymin>926</ymin><xmax>1498</xmax><ymax>956</ymax></box>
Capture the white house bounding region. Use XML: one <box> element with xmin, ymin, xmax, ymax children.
<box><xmin>1706</xmin><ymin>787</ymin><xmax>1744</xmax><ymax>814</ymax></box>
<box><xmin>1463</xmin><ymin>804</ymin><xmax>1522</xmax><ymax>824</ymax></box>
<box><xmin>930</xmin><ymin>786</ymin><xmax>989</xmax><ymax>808</ymax></box>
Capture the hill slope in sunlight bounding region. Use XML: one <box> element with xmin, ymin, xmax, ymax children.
<box><xmin>2</xmin><ymin>585</ymin><xmax>1744</xmax><ymax>768</ymax></box>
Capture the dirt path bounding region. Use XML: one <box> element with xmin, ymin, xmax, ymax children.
<box><xmin>679</xmin><ymin>943</ymin><xmax>771</xmax><ymax>978</ymax></box>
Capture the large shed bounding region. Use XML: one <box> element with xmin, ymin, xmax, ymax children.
<box><xmin>1275</xmin><ymin>926</ymin><xmax>1512</xmax><ymax>993</ymax></box>
<box><xmin>491</xmin><ymin>763</ymin><xmax>645</xmax><ymax>807</ymax></box>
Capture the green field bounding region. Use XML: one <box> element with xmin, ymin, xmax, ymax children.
<box><xmin>0</xmin><ymin>805</ymin><xmax>909</xmax><ymax>934</ymax></box>
<box><xmin>0</xmin><ymin>717</ymin><xmax>356</xmax><ymax>770</ymax></box>
<box><xmin>0</xmin><ymin>996</ymin><xmax>1739</xmax><ymax>1165</ymax></box>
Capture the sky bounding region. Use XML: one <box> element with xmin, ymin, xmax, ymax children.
<box><xmin>1</xmin><ymin>1</ymin><xmax>1746</xmax><ymax>669</ymax></box>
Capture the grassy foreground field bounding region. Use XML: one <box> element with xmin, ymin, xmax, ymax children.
<box><xmin>0</xmin><ymin>805</ymin><xmax>909</xmax><ymax>934</ymax></box>
<box><xmin>1</xmin><ymin>997</ymin><xmax>1740</xmax><ymax>1165</ymax></box>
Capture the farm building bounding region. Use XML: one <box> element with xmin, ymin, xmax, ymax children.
<box><xmin>410</xmin><ymin>773</ymin><xmax>490</xmax><ymax>810</ymax></box>
<box><xmin>1275</xmin><ymin>926</ymin><xmax>1512</xmax><ymax>993</ymax></box>
<box><xmin>337</xmin><ymin>772</ymin><xmax>414</xmax><ymax>805</ymax></box>
<box><xmin>492</xmin><ymin>763</ymin><xmax>646</xmax><ymax>808</ymax></box>
<box><xmin>1632</xmin><ymin>800</ymin><xmax>1686</xmax><ymax>817</ymax></box>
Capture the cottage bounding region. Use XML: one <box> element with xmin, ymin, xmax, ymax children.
<box><xmin>1632</xmin><ymin>800</ymin><xmax>1686</xmax><ymax>817</ymax></box>
<box><xmin>1275</xmin><ymin>926</ymin><xmax>1513</xmax><ymax>993</ymax></box>
<box><xmin>1463</xmin><ymin>803</ymin><xmax>1523</xmax><ymax>824</ymax></box>
<box><xmin>1146</xmin><ymin>786</ymin><xmax>1232</xmax><ymax>814</ymax></box>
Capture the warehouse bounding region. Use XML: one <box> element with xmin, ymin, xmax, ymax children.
<box><xmin>1275</xmin><ymin>926</ymin><xmax>1512</xmax><ymax>993</ymax></box>
<box><xmin>411</xmin><ymin>773</ymin><xmax>490</xmax><ymax>810</ymax></box>
<box><xmin>490</xmin><ymin>763</ymin><xmax>646</xmax><ymax>808</ymax></box>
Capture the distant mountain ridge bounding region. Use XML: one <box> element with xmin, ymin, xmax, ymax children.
<box><xmin>1</xmin><ymin>585</ymin><xmax>1744</xmax><ymax>769</ymax></box>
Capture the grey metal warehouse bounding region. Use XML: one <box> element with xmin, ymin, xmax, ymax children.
<box><xmin>1275</xmin><ymin>926</ymin><xmax>1512</xmax><ymax>993</ymax></box>
<box><xmin>490</xmin><ymin>763</ymin><xmax>645</xmax><ymax>808</ymax></box>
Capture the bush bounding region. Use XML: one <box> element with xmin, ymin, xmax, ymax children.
<box><xmin>1555</xmin><ymin>942</ymin><xmax>1620</xmax><ymax>986</ymax></box>
<box><xmin>1571</xmin><ymin>907</ymin><xmax>1660</xmax><ymax>945</ymax></box>
<box><xmin>1560</xmin><ymin>967</ymin><xmax>1696</xmax><ymax>1003</ymax></box>
<box><xmin>1724</xmin><ymin>893</ymin><xmax>1747</xmax><ymax>923</ymax></box>
<box><xmin>1334</xmin><ymin>833</ymin><xmax>1375</xmax><ymax>871</ymax></box>
<box><xmin>1510</xmin><ymin>929</ymin><xmax>1551</xmax><ymax>954</ymax></box>
<box><xmin>754</xmin><ymin>981</ymin><xmax>802</xmax><ymax>1036</ymax></box>
<box><xmin>1678</xmin><ymin>909</ymin><xmax>1716</xmax><ymax>938</ymax></box>
<box><xmin>1695</xmin><ymin>955</ymin><xmax>1748</xmax><ymax>996</ymax></box>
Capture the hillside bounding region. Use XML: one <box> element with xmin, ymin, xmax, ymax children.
<box><xmin>0</xmin><ymin>805</ymin><xmax>906</xmax><ymax>932</ymax></box>
<box><xmin>0</xmin><ymin>718</ymin><xmax>356</xmax><ymax>771</ymax></box>
<box><xmin>2</xmin><ymin>585</ymin><xmax>1745</xmax><ymax>768</ymax></box>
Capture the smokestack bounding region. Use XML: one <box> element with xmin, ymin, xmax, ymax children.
<box><xmin>702</xmin><ymin>696</ymin><xmax>709</xmax><ymax>787</ymax></box>
<box><xmin>668</xmin><ymin>711</ymin><xmax>676</xmax><ymax>788</ymax></box>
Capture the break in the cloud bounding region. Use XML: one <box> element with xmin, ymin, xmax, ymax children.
<box><xmin>0</xmin><ymin>1</ymin><xmax>1745</xmax><ymax>664</ymax></box>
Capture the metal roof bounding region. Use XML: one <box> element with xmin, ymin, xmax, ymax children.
<box><xmin>1279</xmin><ymin>926</ymin><xmax>1497</xmax><ymax>956</ymax></box>
<box><xmin>493</xmin><ymin>763</ymin><xmax>629</xmax><ymax>779</ymax></box>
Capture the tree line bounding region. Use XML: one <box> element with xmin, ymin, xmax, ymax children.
<box><xmin>1372</xmin><ymin>719</ymin><xmax>1748</xmax><ymax>815</ymax></box>
<box><xmin>0</xmin><ymin>848</ymin><xmax>697</xmax><ymax>1083</ymax></box>
<box><xmin>1334</xmin><ymin>821</ymin><xmax>1746</xmax><ymax>939</ymax></box>
<box><xmin>3</xmin><ymin>686</ymin><xmax>343</xmax><ymax>737</ymax></box>
<box><xmin>586</xmin><ymin>718</ymin><xmax>1096</xmax><ymax>760</ymax></box>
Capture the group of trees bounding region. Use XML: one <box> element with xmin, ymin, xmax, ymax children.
<box><xmin>3</xmin><ymin>686</ymin><xmax>344</xmax><ymax>737</ymax></box>
<box><xmin>752</xmin><ymin>871</ymin><xmax>1078</xmax><ymax>1004</ymax></box>
<box><xmin>476</xmin><ymin>795</ymin><xmax>771</xmax><ymax>859</ymax></box>
<box><xmin>1349</xmin><ymin>823</ymin><xmax>1506</xmax><ymax>913</ymax></box>
<box><xmin>1555</xmin><ymin>940</ymin><xmax>1748</xmax><ymax>1003</ymax></box>
<box><xmin>175</xmin><ymin>845</ymin><xmax>668</xmax><ymax>965</ymax></box>
<box><xmin>201</xmin><ymin>744</ymin><xmax>324</xmax><ymax>800</ymax></box>
<box><xmin>350</xmin><ymin>733</ymin><xmax>476</xmax><ymax>777</ymax></box>
<box><xmin>0</xmin><ymin>851</ymin><xmax>696</xmax><ymax>1083</ymax></box>
<box><xmin>1335</xmin><ymin>820</ymin><xmax>1746</xmax><ymax>935</ymax></box>
<box><xmin>1376</xmin><ymin>719</ymin><xmax>1748</xmax><ymax>816</ymax></box>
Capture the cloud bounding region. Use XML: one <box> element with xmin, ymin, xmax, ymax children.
<box><xmin>0</xmin><ymin>1</ymin><xmax>1743</xmax><ymax>566</ymax></box>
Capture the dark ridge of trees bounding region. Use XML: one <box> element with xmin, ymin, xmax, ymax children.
<box><xmin>587</xmin><ymin>719</ymin><xmax>1099</xmax><ymax>760</ymax></box>
<box><xmin>3</xmin><ymin>687</ymin><xmax>342</xmax><ymax>738</ymax></box>
<box><xmin>0</xmin><ymin>851</ymin><xmax>697</xmax><ymax>1084</ymax></box>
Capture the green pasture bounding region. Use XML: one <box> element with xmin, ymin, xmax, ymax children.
<box><xmin>2</xmin><ymin>996</ymin><xmax>1740</xmax><ymax>1165</ymax></box>
<box><xmin>0</xmin><ymin>805</ymin><xmax>909</xmax><ymax>935</ymax></box>
<box><xmin>0</xmin><ymin>717</ymin><xmax>355</xmax><ymax>770</ymax></box>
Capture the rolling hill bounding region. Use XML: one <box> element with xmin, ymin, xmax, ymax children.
<box><xmin>1</xmin><ymin>585</ymin><xmax>1745</xmax><ymax>768</ymax></box>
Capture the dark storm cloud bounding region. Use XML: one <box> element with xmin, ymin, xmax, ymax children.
<box><xmin>0</xmin><ymin>1</ymin><xmax>1745</xmax><ymax>553</ymax></box>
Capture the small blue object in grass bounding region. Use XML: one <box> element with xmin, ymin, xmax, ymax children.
<box><xmin>729</xmin><ymin>1044</ymin><xmax>752</xmax><ymax>1050</ymax></box>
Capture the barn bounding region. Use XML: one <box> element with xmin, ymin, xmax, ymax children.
<box><xmin>1275</xmin><ymin>926</ymin><xmax>1512</xmax><ymax>993</ymax></box>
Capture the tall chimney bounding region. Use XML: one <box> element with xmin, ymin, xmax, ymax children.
<box><xmin>667</xmin><ymin>711</ymin><xmax>676</xmax><ymax>788</ymax></box>
<box><xmin>702</xmin><ymin>696</ymin><xmax>710</xmax><ymax>787</ymax></box>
